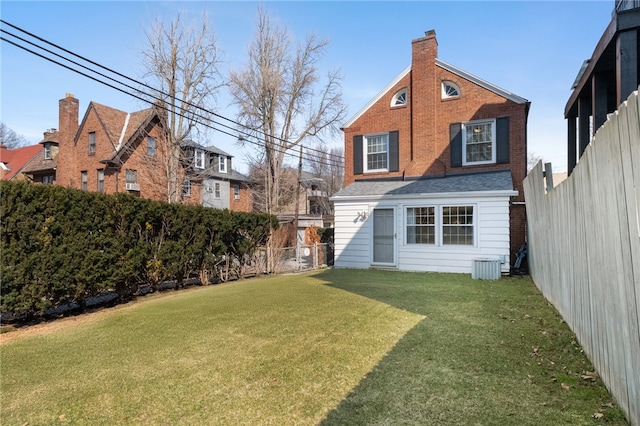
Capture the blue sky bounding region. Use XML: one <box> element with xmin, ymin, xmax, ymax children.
<box><xmin>1</xmin><ymin>1</ymin><xmax>613</xmax><ymax>173</ymax></box>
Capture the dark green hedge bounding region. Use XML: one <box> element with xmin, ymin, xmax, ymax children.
<box><xmin>0</xmin><ymin>181</ymin><xmax>277</xmax><ymax>321</ymax></box>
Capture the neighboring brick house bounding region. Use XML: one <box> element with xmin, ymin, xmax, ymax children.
<box><xmin>22</xmin><ymin>93</ymin><xmax>252</xmax><ymax>211</ymax></box>
<box><xmin>0</xmin><ymin>143</ymin><xmax>42</xmax><ymax>181</ymax></box>
<box><xmin>332</xmin><ymin>30</ymin><xmax>530</xmax><ymax>274</ymax></box>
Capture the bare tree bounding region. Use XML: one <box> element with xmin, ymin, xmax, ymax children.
<box><xmin>246</xmin><ymin>159</ymin><xmax>298</xmax><ymax>213</ymax></box>
<box><xmin>229</xmin><ymin>7</ymin><xmax>347</xmax><ymax>214</ymax></box>
<box><xmin>0</xmin><ymin>123</ymin><xmax>27</xmax><ymax>148</ymax></box>
<box><xmin>527</xmin><ymin>151</ymin><xmax>543</xmax><ymax>172</ymax></box>
<box><xmin>140</xmin><ymin>11</ymin><xmax>223</xmax><ymax>203</ymax></box>
<box><xmin>306</xmin><ymin>144</ymin><xmax>344</xmax><ymax>215</ymax></box>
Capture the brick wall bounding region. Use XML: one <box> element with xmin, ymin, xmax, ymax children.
<box><xmin>230</xmin><ymin>183</ymin><xmax>254</xmax><ymax>212</ymax></box>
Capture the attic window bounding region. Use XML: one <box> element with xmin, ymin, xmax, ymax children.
<box><xmin>44</xmin><ymin>143</ymin><xmax>52</xmax><ymax>160</ymax></box>
<box><xmin>442</xmin><ymin>81</ymin><xmax>460</xmax><ymax>99</ymax></box>
<box><xmin>88</xmin><ymin>132</ymin><xmax>96</xmax><ymax>154</ymax></box>
<box><xmin>194</xmin><ymin>149</ymin><xmax>205</xmax><ymax>169</ymax></box>
<box><xmin>391</xmin><ymin>88</ymin><xmax>407</xmax><ymax>107</ymax></box>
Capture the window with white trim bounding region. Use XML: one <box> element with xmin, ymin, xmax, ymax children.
<box><xmin>406</xmin><ymin>207</ymin><xmax>435</xmax><ymax>244</ymax></box>
<box><xmin>364</xmin><ymin>133</ymin><xmax>388</xmax><ymax>172</ymax></box>
<box><xmin>462</xmin><ymin>119</ymin><xmax>496</xmax><ymax>165</ymax></box>
<box><xmin>442</xmin><ymin>81</ymin><xmax>460</xmax><ymax>99</ymax></box>
<box><xmin>44</xmin><ymin>143</ymin><xmax>52</xmax><ymax>160</ymax></box>
<box><xmin>219</xmin><ymin>156</ymin><xmax>227</xmax><ymax>173</ymax></box>
<box><xmin>214</xmin><ymin>182</ymin><xmax>221</xmax><ymax>198</ymax></box>
<box><xmin>442</xmin><ymin>206</ymin><xmax>474</xmax><ymax>245</ymax></box>
<box><xmin>182</xmin><ymin>180</ymin><xmax>191</xmax><ymax>196</ymax></box>
<box><xmin>391</xmin><ymin>88</ymin><xmax>407</xmax><ymax>107</ymax></box>
<box><xmin>233</xmin><ymin>184</ymin><xmax>240</xmax><ymax>200</ymax></box>
<box><xmin>194</xmin><ymin>149</ymin><xmax>205</xmax><ymax>169</ymax></box>
<box><xmin>405</xmin><ymin>205</ymin><xmax>475</xmax><ymax>246</ymax></box>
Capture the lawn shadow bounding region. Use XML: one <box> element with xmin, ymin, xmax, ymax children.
<box><xmin>313</xmin><ymin>268</ymin><xmax>493</xmax><ymax>425</ymax></box>
<box><xmin>311</xmin><ymin>269</ymin><xmax>625</xmax><ymax>425</ymax></box>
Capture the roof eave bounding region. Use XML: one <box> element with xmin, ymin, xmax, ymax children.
<box><xmin>435</xmin><ymin>59</ymin><xmax>529</xmax><ymax>104</ymax></box>
<box><xmin>341</xmin><ymin>65</ymin><xmax>411</xmax><ymax>129</ymax></box>
<box><xmin>331</xmin><ymin>189</ymin><xmax>519</xmax><ymax>202</ymax></box>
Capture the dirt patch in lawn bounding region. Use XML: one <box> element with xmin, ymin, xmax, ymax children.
<box><xmin>0</xmin><ymin>299</ymin><xmax>146</xmax><ymax>344</ymax></box>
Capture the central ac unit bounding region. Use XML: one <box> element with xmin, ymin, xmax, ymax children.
<box><xmin>125</xmin><ymin>182</ymin><xmax>140</xmax><ymax>191</ymax></box>
<box><xmin>471</xmin><ymin>258</ymin><xmax>502</xmax><ymax>280</ymax></box>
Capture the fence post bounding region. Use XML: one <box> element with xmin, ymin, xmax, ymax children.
<box><xmin>314</xmin><ymin>243</ymin><xmax>318</xmax><ymax>268</ymax></box>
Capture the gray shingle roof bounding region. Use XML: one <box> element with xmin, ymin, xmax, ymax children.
<box><xmin>333</xmin><ymin>170</ymin><xmax>515</xmax><ymax>199</ymax></box>
<box><xmin>202</xmin><ymin>169</ymin><xmax>250</xmax><ymax>182</ymax></box>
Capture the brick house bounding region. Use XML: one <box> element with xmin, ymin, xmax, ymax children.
<box><xmin>332</xmin><ymin>30</ymin><xmax>530</xmax><ymax>274</ymax></box>
<box><xmin>0</xmin><ymin>143</ymin><xmax>42</xmax><ymax>181</ymax></box>
<box><xmin>22</xmin><ymin>94</ymin><xmax>252</xmax><ymax>211</ymax></box>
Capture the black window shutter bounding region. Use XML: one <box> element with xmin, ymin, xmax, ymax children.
<box><xmin>496</xmin><ymin>117</ymin><xmax>510</xmax><ymax>164</ymax></box>
<box><xmin>389</xmin><ymin>131</ymin><xmax>399</xmax><ymax>172</ymax></box>
<box><xmin>450</xmin><ymin>123</ymin><xmax>462</xmax><ymax>167</ymax></box>
<box><xmin>353</xmin><ymin>135</ymin><xmax>363</xmax><ymax>174</ymax></box>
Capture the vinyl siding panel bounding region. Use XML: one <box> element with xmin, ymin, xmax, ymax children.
<box><xmin>333</xmin><ymin>194</ymin><xmax>512</xmax><ymax>273</ymax></box>
<box><xmin>333</xmin><ymin>203</ymin><xmax>371</xmax><ymax>268</ymax></box>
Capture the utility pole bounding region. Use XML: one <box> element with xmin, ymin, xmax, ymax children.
<box><xmin>294</xmin><ymin>144</ymin><xmax>303</xmax><ymax>255</ymax></box>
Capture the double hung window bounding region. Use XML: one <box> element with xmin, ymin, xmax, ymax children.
<box><xmin>81</xmin><ymin>171</ymin><xmax>88</xmax><ymax>191</ymax></box>
<box><xmin>365</xmin><ymin>134</ymin><xmax>388</xmax><ymax>172</ymax></box>
<box><xmin>147</xmin><ymin>137</ymin><xmax>156</xmax><ymax>157</ymax></box>
<box><xmin>194</xmin><ymin>149</ymin><xmax>205</xmax><ymax>169</ymax></box>
<box><xmin>88</xmin><ymin>132</ymin><xmax>96</xmax><ymax>155</ymax></box>
<box><xmin>182</xmin><ymin>180</ymin><xmax>191</xmax><ymax>196</ymax></box>
<box><xmin>97</xmin><ymin>169</ymin><xmax>105</xmax><ymax>192</ymax></box>
<box><xmin>406</xmin><ymin>207</ymin><xmax>435</xmax><ymax>244</ymax></box>
<box><xmin>442</xmin><ymin>206</ymin><xmax>474</xmax><ymax>245</ymax></box>
<box><xmin>219</xmin><ymin>156</ymin><xmax>227</xmax><ymax>173</ymax></box>
<box><xmin>462</xmin><ymin>120</ymin><xmax>495</xmax><ymax>165</ymax></box>
<box><xmin>125</xmin><ymin>169</ymin><xmax>137</xmax><ymax>183</ymax></box>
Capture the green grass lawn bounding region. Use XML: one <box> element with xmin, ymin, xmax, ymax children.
<box><xmin>0</xmin><ymin>269</ymin><xmax>627</xmax><ymax>425</ymax></box>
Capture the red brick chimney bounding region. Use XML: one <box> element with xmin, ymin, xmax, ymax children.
<box><xmin>56</xmin><ymin>93</ymin><xmax>79</xmax><ymax>186</ymax></box>
<box><xmin>59</xmin><ymin>93</ymin><xmax>79</xmax><ymax>141</ymax></box>
<box><xmin>405</xmin><ymin>30</ymin><xmax>439</xmax><ymax>176</ymax></box>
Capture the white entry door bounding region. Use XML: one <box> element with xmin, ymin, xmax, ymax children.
<box><xmin>372</xmin><ymin>208</ymin><xmax>395</xmax><ymax>264</ymax></box>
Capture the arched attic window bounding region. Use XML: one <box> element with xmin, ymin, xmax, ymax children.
<box><xmin>391</xmin><ymin>88</ymin><xmax>408</xmax><ymax>107</ymax></box>
<box><xmin>442</xmin><ymin>81</ymin><xmax>460</xmax><ymax>99</ymax></box>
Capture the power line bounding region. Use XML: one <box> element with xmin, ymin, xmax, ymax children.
<box><xmin>0</xmin><ymin>19</ymin><xmax>345</xmax><ymax>169</ymax></box>
<box><xmin>0</xmin><ymin>29</ymin><xmax>341</xmax><ymax>169</ymax></box>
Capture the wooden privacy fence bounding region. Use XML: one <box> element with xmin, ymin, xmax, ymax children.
<box><xmin>523</xmin><ymin>89</ymin><xmax>640</xmax><ymax>425</ymax></box>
